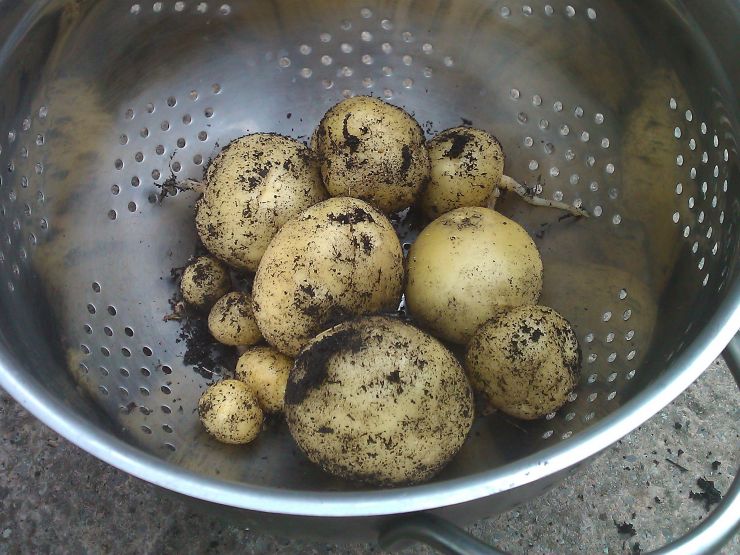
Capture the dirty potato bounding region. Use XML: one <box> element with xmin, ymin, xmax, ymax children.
<box><xmin>180</xmin><ymin>256</ymin><xmax>231</xmax><ymax>310</ymax></box>
<box><xmin>465</xmin><ymin>305</ymin><xmax>581</xmax><ymax>420</ymax></box>
<box><xmin>252</xmin><ymin>197</ymin><xmax>404</xmax><ymax>356</ymax></box>
<box><xmin>198</xmin><ymin>380</ymin><xmax>264</xmax><ymax>444</ymax></box>
<box><xmin>421</xmin><ymin>127</ymin><xmax>504</xmax><ymax>220</ymax></box>
<box><xmin>236</xmin><ymin>346</ymin><xmax>293</xmax><ymax>413</ymax></box>
<box><xmin>313</xmin><ymin>96</ymin><xmax>430</xmax><ymax>213</ymax></box>
<box><xmin>285</xmin><ymin>316</ymin><xmax>474</xmax><ymax>486</ymax></box>
<box><xmin>207</xmin><ymin>292</ymin><xmax>262</xmax><ymax>347</ymax></box>
<box><xmin>195</xmin><ymin>133</ymin><xmax>327</xmax><ymax>271</ymax></box>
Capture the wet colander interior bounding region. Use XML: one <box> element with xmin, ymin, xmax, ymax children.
<box><xmin>0</xmin><ymin>0</ymin><xmax>738</xmax><ymax>530</ymax></box>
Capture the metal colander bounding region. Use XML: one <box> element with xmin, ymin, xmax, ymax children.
<box><xmin>0</xmin><ymin>0</ymin><xmax>738</xmax><ymax>552</ymax></box>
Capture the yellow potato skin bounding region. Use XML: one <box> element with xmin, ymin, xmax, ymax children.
<box><xmin>421</xmin><ymin>127</ymin><xmax>504</xmax><ymax>220</ymax></box>
<box><xmin>196</xmin><ymin>133</ymin><xmax>327</xmax><ymax>271</ymax></box>
<box><xmin>252</xmin><ymin>197</ymin><xmax>404</xmax><ymax>357</ymax></box>
<box><xmin>465</xmin><ymin>305</ymin><xmax>581</xmax><ymax>420</ymax></box>
<box><xmin>198</xmin><ymin>380</ymin><xmax>264</xmax><ymax>444</ymax></box>
<box><xmin>236</xmin><ymin>346</ymin><xmax>293</xmax><ymax>413</ymax></box>
<box><xmin>285</xmin><ymin>316</ymin><xmax>473</xmax><ymax>486</ymax></box>
<box><xmin>314</xmin><ymin>96</ymin><xmax>430</xmax><ymax>213</ymax></box>
<box><xmin>406</xmin><ymin>207</ymin><xmax>543</xmax><ymax>344</ymax></box>
<box><xmin>180</xmin><ymin>256</ymin><xmax>230</xmax><ymax>309</ymax></box>
<box><xmin>207</xmin><ymin>292</ymin><xmax>262</xmax><ymax>347</ymax></box>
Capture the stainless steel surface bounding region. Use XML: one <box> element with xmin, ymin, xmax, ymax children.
<box><xmin>0</xmin><ymin>0</ymin><xmax>738</xmax><ymax>544</ymax></box>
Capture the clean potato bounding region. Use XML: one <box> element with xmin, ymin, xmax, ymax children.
<box><xmin>285</xmin><ymin>316</ymin><xmax>473</xmax><ymax>486</ymax></box>
<box><xmin>195</xmin><ymin>133</ymin><xmax>327</xmax><ymax>271</ymax></box>
<box><xmin>180</xmin><ymin>256</ymin><xmax>230</xmax><ymax>309</ymax></box>
<box><xmin>207</xmin><ymin>292</ymin><xmax>262</xmax><ymax>347</ymax></box>
<box><xmin>465</xmin><ymin>305</ymin><xmax>581</xmax><ymax>420</ymax></box>
<box><xmin>252</xmin><ymin>197</ymin><xmax>404</xmax><ymax>356</ymax></box>
<box><xmin>406</xmin><ymin>206</ymin><xmax>543</xmax><ymax>344</ymax></box>
<box><xmin>198</xmin><ymin>379</ymin><xmax>264</xmax><ymax>444</ymax></box>
<box><xmin>313</xmin><ymin>96</ymin><xmax>430</xmax><ymax>213</ymax></box>
<box><xmin>236</xmin><ymin>346</ymin><xmax>293</xmax><ymax>413</ymax></box>
<box><xmin>421</xmin><ymin>127</ymin><xmax>504</xmax><ymax>220</ymax></box>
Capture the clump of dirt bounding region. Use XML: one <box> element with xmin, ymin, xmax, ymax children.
<box><xmin>689</xmin><ymin>477</ymin><xmax>722</xmax><ymax>511</ymax></box>
<box><xmin>286</xmin><ymin>327</ymin><xmax>364</xmax><ymax>406</ymax></box>
<box><xmin>616</xmin><ymin>521</ymin><xmax>637</xmax><ymax>537</ymax></box>
<box><xmin>154</xmin><ymin>175</ymin><xmax>182</xmax><ymax>203</ymax></box>
<box><xmin>176</xmin><ymin>313</ymin><xmax>236</xmax><ymax>380</ymax></box>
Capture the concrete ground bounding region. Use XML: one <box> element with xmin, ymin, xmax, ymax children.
<box><xmin>0</xmin><ymin>358</ymin><xmax>737</xmax><ymax>554</ymax></box>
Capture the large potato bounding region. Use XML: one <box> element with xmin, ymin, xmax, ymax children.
<box><xmin>421</xmin><ymin>127</ymin><xmax>504</xmax><ymax>220</ymax></box>
<box><xmin>195</xmin><ymin>133</ymin><xmax>327</xmax><ymax>271</ymax></box>
<box><xmin>465</xmin><ymin>306</ymin><xmax>581</xmax><ymax>420</ymax></box>
<box><xmin>253</xmin><ymin>197</ymin><xmax>404</xmax><ymax>356</ymax></box>
<box><xmin>313</xmin><ymin>96</ymin><xmax>430</xmax><ymax>213</ymax></box>
<box><xmin>285</xmin><ymin>316</ymin><xmax>473</xmax><ymax>486</ymax></box>
<box><xmin>406</xmin><ymin>207</ymin><xmax>542</xmax><ymax>344</ymax></box>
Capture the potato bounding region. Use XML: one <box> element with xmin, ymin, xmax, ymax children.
<box><xmin>285</xmin><ymin>316</ymin><xmax>473</xmax><ymax>486</ymax></box>
<box><xmin>421</xmin><ymin>127</ymin><xmax>504</xmax><ymax>220</ymax></box>
<box><xmin>406</xmin><ymin>206</ymin><xmax>542</xmax><ymax>344</ymax></box>
<box><xmin>314</xmin><ymin>96</ymin><xmax>430</xmax><ymax>213</ymax></box>
<box><xmin>180</xmin><ymin>256</ymin><xmax>230</xmax><ymax>309</ymax></box>
<box><xmin>198</xmin><ymin>380</ymin><xmax>264</xmax><ymax>444</ymax></box>
<box><xmin>252</xmin><ymin>197</ymin><xmax>404</xmax><ymax>356</ymax></box>
<box><xmin>207</xmin><ymin>292</ymin><xmax>262</xmax><ymax>347</ymax></box>
<box><xmin>195</xmin><ymin>133</ymin><xmax>327</xmax><ymax>271</ymax></box>
<box><xmin>465</xmin><ymin>305</ymin><xmax>581</xmax><ymax>420</ymax></box>
<box><xmin>236</xmin><ymin>346</ymin><xmax>292</xmax><ymax>413</ymax></box>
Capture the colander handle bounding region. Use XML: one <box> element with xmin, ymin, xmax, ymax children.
<box><xmin>380</xmin><ymin>336</ymin><xmax>740</xmax><ymax>555</ymax></box>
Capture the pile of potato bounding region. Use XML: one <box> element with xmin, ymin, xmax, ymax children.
<box><xmin>179</xmin><ymin>96</ymin><xmax>582</xmax><ymax>486</ymax></box>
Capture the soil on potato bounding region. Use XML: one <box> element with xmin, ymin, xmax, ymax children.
<box><xmin>178</xmin><ymin>314</ymin><xmax>237</xmax><ymax>381</ymax></box>
<box><xmin>168</xmin><ymin>262</ymin><xmax>237</xmax><ymax>381</ymax></box>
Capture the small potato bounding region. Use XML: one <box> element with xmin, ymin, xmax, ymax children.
<box><xmin>406</xmin><ymin>207</ymin><xmax>543</xmax><ymax>344</ymax></box>
<box><xmin>421</xmin><ymin>127</ymin><xmax>504</xmax><ymax>220</ymax></box>
<box><xmin>236</xmin><ymin>346</ymin><xmax>293</xmax><ymax>413</ymax></box>
<box><xmin>180</xmin><ymin>256</ymin><xmax>230</xmax><ymax>309</ymax></box>
<box><xmin>195</xmin><ymin>133</ymin><xmax>327</xmax><ymax>271</ymax></box>
<box><xmin>253</xmin><ymin>197</ymin><xmax>404</xmax><ymax>356</ymax></box>
<box><xmin>465</xmin><ymin>305</ymin><xmax>581</xmax><ymax>420</ymax></box>
<box><xmin>208</xmin><ymin>292</ymin><xmax>262</xmax><ymax>347</ymax></box>
<box><xmin>198</xmin><ymin>379</ymin><xmax>264</xmax><ymax>444</ymax></box>
<box><xmin>314</xmin><ymin>96</ymin><xmax>430</xmax><ymax>213</ymax></box>
<box><xmin>285</xmin><ymin>316</ymin><xmax>473</xmax><ymax>486</ymax></box>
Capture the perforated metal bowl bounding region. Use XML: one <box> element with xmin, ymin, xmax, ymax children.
<box><xmin>0</xmin><ymin>0</ymin><xmax>738</xmax><ymax>552</ymax></box>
